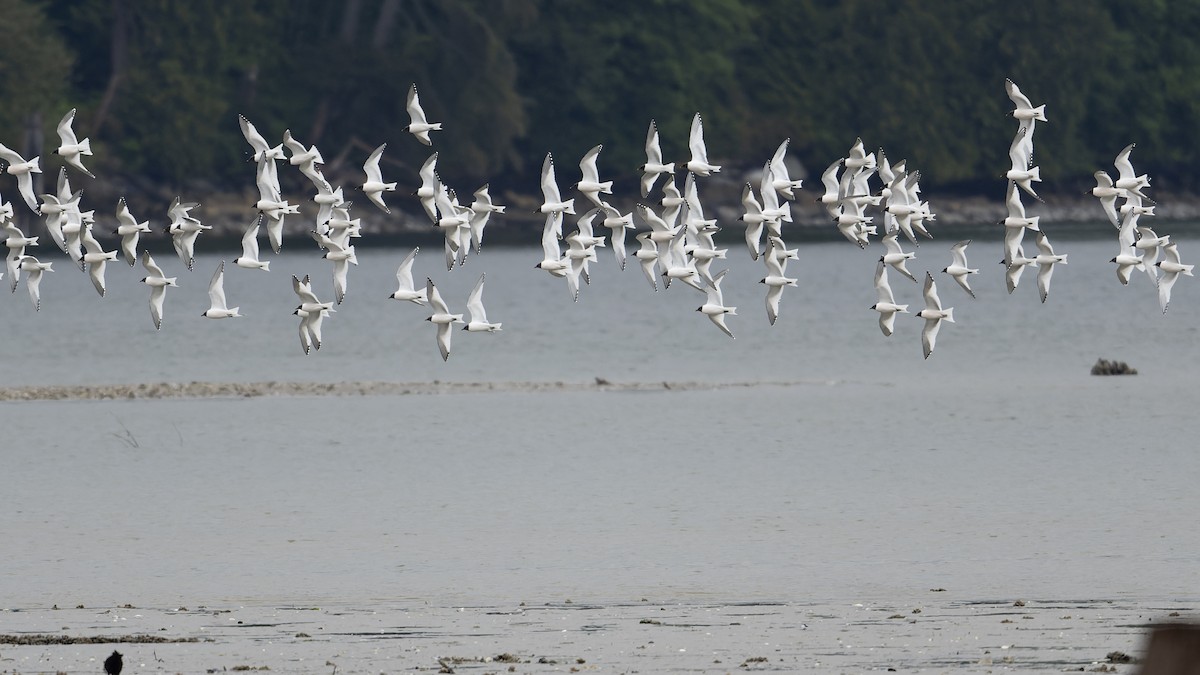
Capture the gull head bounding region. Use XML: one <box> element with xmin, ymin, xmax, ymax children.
<box><xmin>1110</xmin><ymin>257</ymin><xmax>1118</xmax><ymax>263</ymax></box>
<box><xmin>424</xmin><ymin>316</ymin><xmax>432</xmax><ymax>322</ymax></box>
<box><xmin>941</xmin><ymin>266</ymin><xmax>949</xmax><ymax>273</ymax></box>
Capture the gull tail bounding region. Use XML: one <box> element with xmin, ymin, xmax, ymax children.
<box><xmin>1028</xmin><ymin>166</ymin><xmax>1041</xmax><ymax>182</ymax></box>
<box><xmin>1026</xmin><ymin>215</ymin><xmax>1041</xmax><ymax>232</ymax></box>
<box><xmin>1184</xmin><ymin>264</ymin><xmax>1196</xmax><ymax>277</ymax></box>
<box><xmin>941</xmin><ymin>307</ymin><xmax>955</xmax><ymax>323</ymax></box>
<box><xmin>1031</xmin><ymin>104</ymin><xmax>1047</xmax><ymax>122</ymax></box>
<box><xmin>563</xmin><ymin>198</ymin><xmax>576</xmax><ymax>215</ymax></box>
<box><xmin>599</xmin><ymin>181</ymin><xmax>613</xmax><ymax>194</ymax></box>
<box><xmin>78</xmin><ymin>138</ymin><xmax>92</xmax><ymax>155</ymax></box>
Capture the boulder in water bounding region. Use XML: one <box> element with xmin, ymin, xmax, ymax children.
<box><xmin>1091</xmin><ymin>358</ymin><xmax>1137</xmax><ymax>375</ymax></box>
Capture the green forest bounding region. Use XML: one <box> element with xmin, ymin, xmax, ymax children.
<box><xmin>3</xmin><ymin>0</ymin><xmax>1200</xmax><ymax>201</ymax></box>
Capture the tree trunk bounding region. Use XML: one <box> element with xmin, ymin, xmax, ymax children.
<box><xmin>372</xmin><ymin>0</ymin><xmax>400</xmax><ymax>49</ymax></box>
<box><xmin>339</xmin><ymin>0</ymin><xmax>362</xmax><ymax>43</ymax></box>
<box><xmin>92</xmin><ymin>0</ymin><xmax>129</xmax><ymax>135</ymax></box>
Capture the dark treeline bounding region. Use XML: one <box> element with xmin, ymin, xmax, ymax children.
<box><xmin>4</xmin><ymin>0</ymin><xmax>1200</xmax><ymax>201</ymax></box>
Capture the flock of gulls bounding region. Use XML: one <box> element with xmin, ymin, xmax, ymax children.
<box><xmin>0</xmin><ymin>80</ymin><xmax>1191</xmax><ymax>361</ymax></box>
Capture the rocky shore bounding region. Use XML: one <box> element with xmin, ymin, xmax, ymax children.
<box><xmin>16</xmin><ymin>167</ymin><xmax>1200</xmax><ymax>249</ymax></box>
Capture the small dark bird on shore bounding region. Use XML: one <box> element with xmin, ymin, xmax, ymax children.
<box><xmin>104</xmin><ymin>650</ymin><xmax>123</xmax><ymax>675</ymax></box>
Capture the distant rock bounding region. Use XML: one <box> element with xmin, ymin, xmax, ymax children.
<box><xmin>1091</xmin><ymin>358</ymin><xmax>1138</xmax><ymax>376</ymax></box>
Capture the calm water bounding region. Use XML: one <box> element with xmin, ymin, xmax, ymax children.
<box><xmin>2</xmin><ymin>227</ymin><xmax>1198</xmax><ymax>386</ymax></box>
<box><xmin>3</xmin><ymin>228</ymin><xmax>1200</xmax><ymax>609</ymax></box>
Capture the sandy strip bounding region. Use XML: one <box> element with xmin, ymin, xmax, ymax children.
<box><xmin>0</xmin><ymin>378</ymin><xmax>844</xmax><ymax>402</ymax></box>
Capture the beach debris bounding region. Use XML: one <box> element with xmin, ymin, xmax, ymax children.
<box><xmin>1091</xmin><ymin>358</ymin><xmax>1138</xmax><ymax>375</ymax></box>
<box><xmin>1105</xmin><ymin>650</ymin><xmax>1134</xmax><ymax>663</ymax></box>
<box><xmin>0</xmin><ymin>634</ymin><xmax>200</xmax><ymax>645</ymax></box>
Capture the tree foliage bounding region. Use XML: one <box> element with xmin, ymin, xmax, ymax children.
<box><xmin>0</xmin><ymin>0</ymin><xmax>72</xmax><ymax>148</ymax></box>
<box><xmin>5</xmin><ymin>0</ymin><xmax>1200</xmax><ymax>195</ymax></box>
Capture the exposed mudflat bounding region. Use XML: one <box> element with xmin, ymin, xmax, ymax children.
<box><xmin>0</xmin><ymin>598</ymin><xmax>1181</xmax><ymax>673</ymax></box>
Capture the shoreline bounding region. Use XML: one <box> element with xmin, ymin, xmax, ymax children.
<box><xmin>11</xmin><ymin>175</ymin><xmax>1200</xmax><ymax>246</ymax></box>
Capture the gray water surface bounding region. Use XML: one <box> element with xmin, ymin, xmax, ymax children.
<box><xmin>1</xmin><ymin>234</ymin><xmax>1197</xmax><ymax>386</ymax></box>
<box><xmin>3</xmin><ymin>234</ymin><xmax>1199</xmax><ymax>610</ymax></box>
